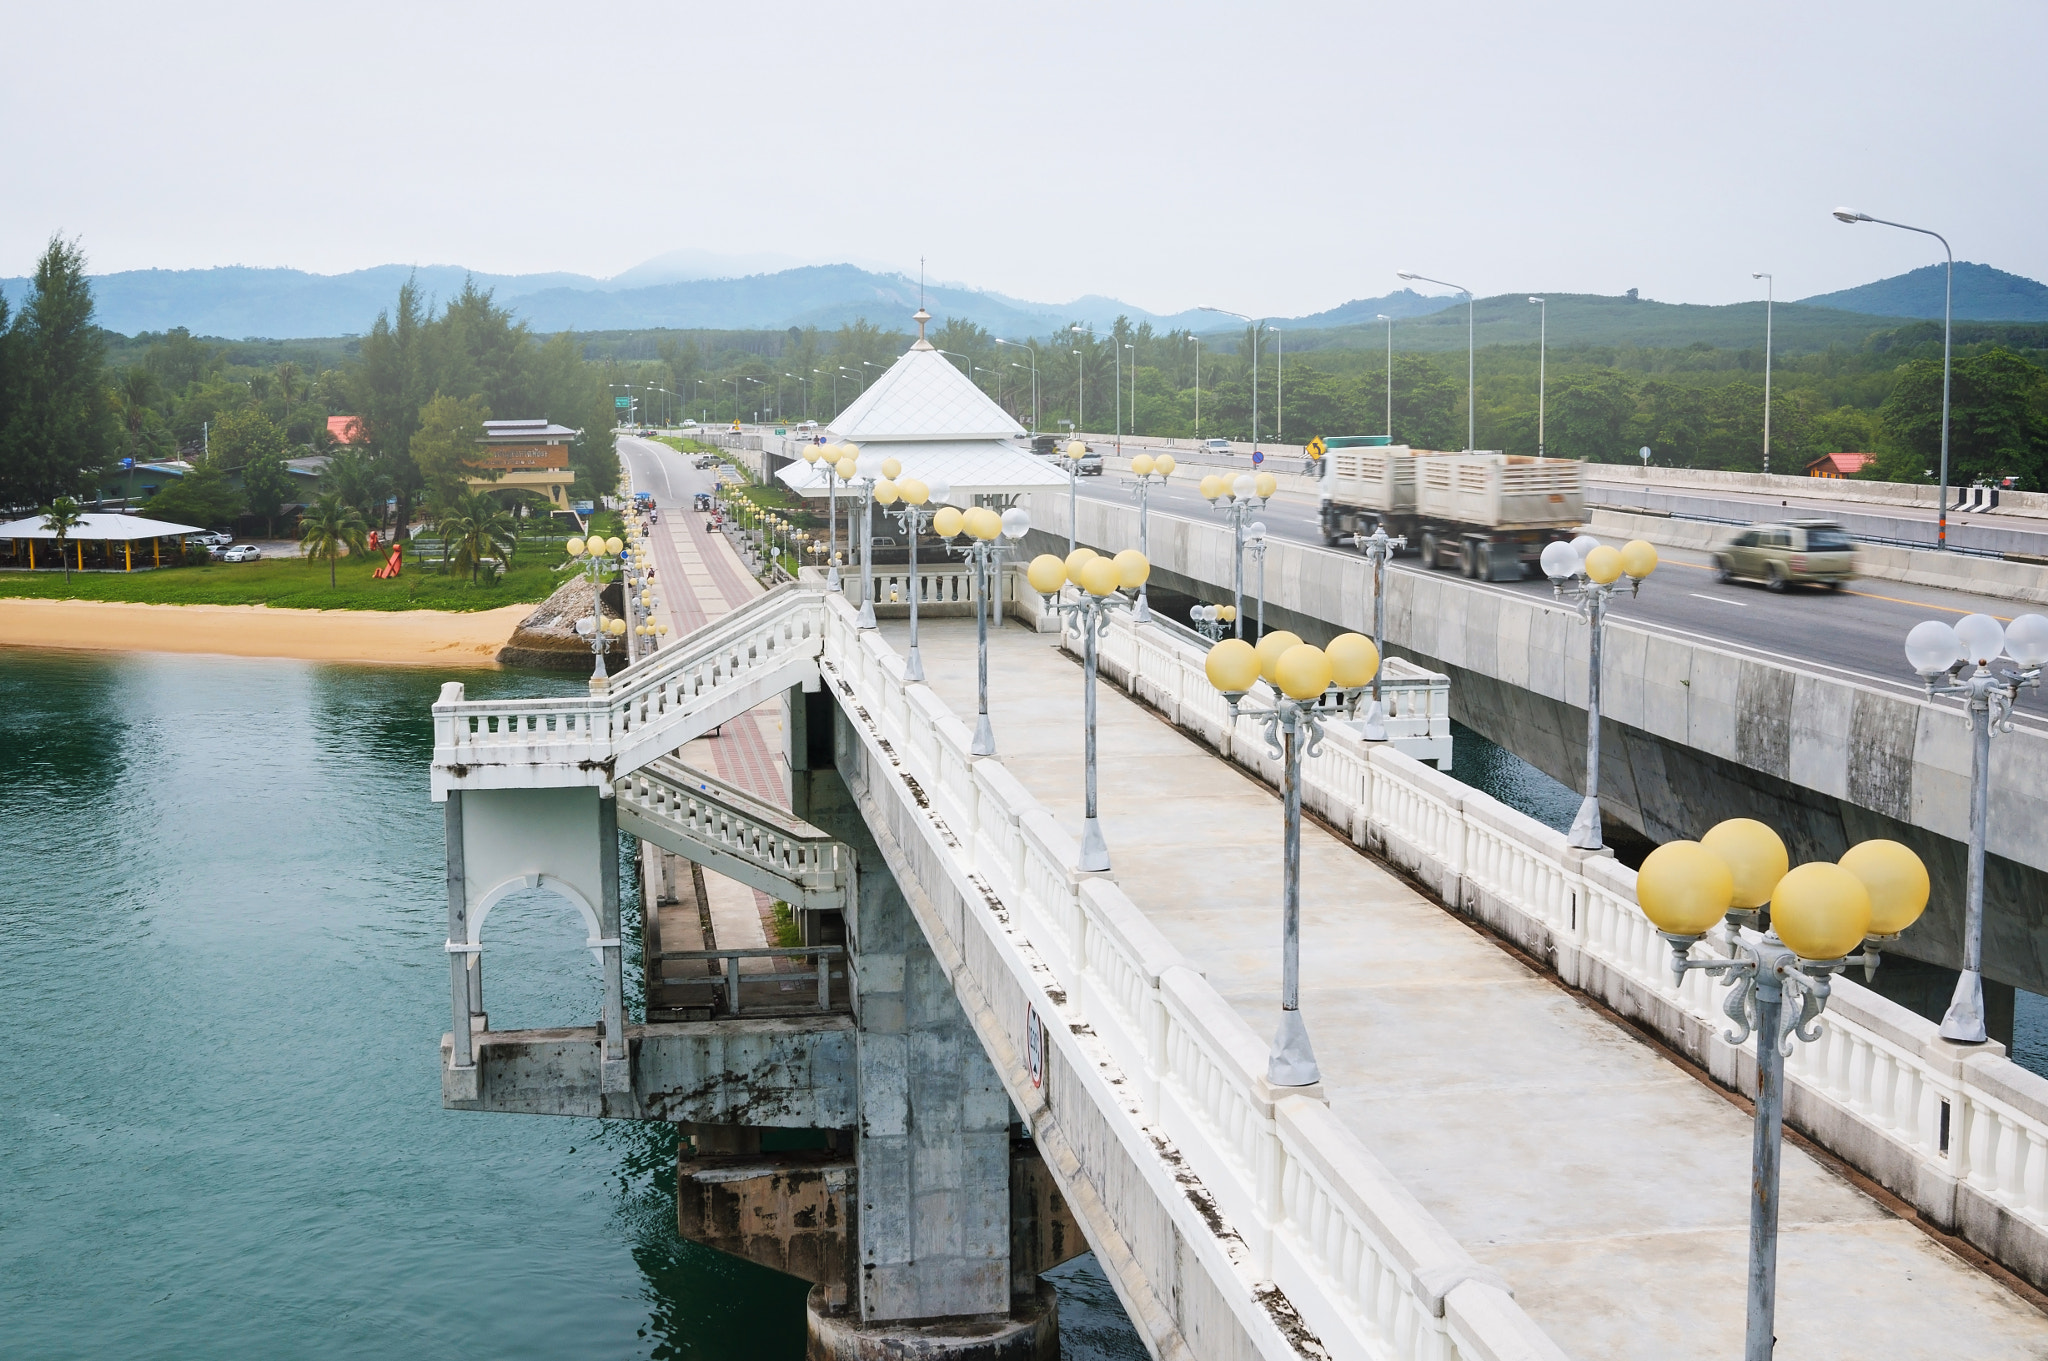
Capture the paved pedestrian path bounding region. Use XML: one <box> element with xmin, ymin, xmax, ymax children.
<box><xmin>882</xmin><ymin>616</ymin><xmax>2048</xmax><ymax>1361</ymax></box>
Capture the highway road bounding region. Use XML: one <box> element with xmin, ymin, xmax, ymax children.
<box><xmin>1068</xmin><ymin>473</ymin><xmax>2048</xmax><ymax>730</ymax></box>
<box><xmin>1585</xmin><ymin>480</ymin><xmax>2048</xmax><ymax>557</ymax></box>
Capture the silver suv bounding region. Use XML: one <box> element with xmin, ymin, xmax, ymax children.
<box><xmin>1712</xmin><ymin>520</ymin><xmax>1856</xmax><ymax>591</ymax></box>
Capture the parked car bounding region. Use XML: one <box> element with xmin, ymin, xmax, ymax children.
<box><xmin>1068</xmin><ymin>445</ymin><xmax>1103</xmax><ymax>476</ymax></box>
<box><xmin>679</xmin><ymin>419</ymin><xmax>699</xmax><ymax>429</ymax></box>
<box><xmin>1711</xmin><ymin>520</ymin><xmax>1856</xmax><ymax>591</ymax></box>
<box><xmin>192</xmin><ymin>530</ymin><xmax>233</xmax><ymax>546</ymax></box>
<box><xmin>221</xmin><ymin>544</ymin><xmax>263</xmax><ymax>563</ymax></box>
<box><xmin>1202</xmin><ymin>438</ymin><xmax>1232</xmax><ymax>457</ymax></box>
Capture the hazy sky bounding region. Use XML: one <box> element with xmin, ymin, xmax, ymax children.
<box><xmin>6</xmin><ymin>1</ymin><xmax>2042</xmax><ymax>315</ymax></box>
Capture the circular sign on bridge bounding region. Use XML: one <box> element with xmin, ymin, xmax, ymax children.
<box><xmin>1252</xmin><ymin>450</ymin><xmax>1264</xmax><ymax>465</ymax></box>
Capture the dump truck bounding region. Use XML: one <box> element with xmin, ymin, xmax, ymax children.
<box><xmin>1317</xmin><ymin>438</ymin><xmax>1585</xmax><ymax>581</ymax></box>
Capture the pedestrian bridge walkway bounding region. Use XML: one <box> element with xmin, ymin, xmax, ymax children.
<box><xmin>875</xmin><ymin>611</ymin><xmax>2045</xmax><ymax>1360</ymax></box>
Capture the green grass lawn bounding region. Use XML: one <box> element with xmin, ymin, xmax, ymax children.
<box><xmin>0</xmin><ymin>552</ymin><xmax>571</xmax><ymax>612</ymax></box>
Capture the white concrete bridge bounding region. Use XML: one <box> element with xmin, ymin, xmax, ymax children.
<box><xmin>431</xmin><ymin>473</ymin><xmax>2048</xmax><ymax>1359</ymax></box>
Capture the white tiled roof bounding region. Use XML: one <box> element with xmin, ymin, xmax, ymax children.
<box><xmin>776</xmin><ymin>440</ymin><xmax>1071</xmax><ymax>500</ymax></box>
<box><xmin>0</xmin><ymin>511</ymin><xmax>206</xmax><ymax>540</ymax></box>
<box><xmin>826</xmin><ymin>346</ymin><xmax>1026</xmax><ymax>443</ymax></box>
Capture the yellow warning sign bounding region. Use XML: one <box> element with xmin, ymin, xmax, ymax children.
<box><xmin>1306</xmin><ymin>436</ymin><xmax>1327</xmax><ymax>460</ymax></box>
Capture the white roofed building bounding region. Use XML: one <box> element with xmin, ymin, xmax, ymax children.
<box><xmin>777</xmin><ymin>310</ymin><xmax>1069</xmax><ymax>502</ymax></box>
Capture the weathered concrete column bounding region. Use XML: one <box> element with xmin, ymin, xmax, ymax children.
<box><xmin>445</xmin><ymin>791</ymin><xmax>475</xmax><ymax>1075</ymax></box>
<box><xmin>599</xmin><ymin>791</ymin><xmax>630</xmax><ymax>1093</ymax></box>
<box><xmin>786</xmin><ymin>683</ymin><xmax>1058</xmax><ymax>1359</ymax></box>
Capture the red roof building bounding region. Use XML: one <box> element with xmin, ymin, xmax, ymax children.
<box><xmin>327</xmin><ymin>415</ymin><xmax>366</xmax><ymax>445</ymax></box>
<box><xmin>1805</xmin><ymin>452</ymin><xmax>1874</xmax><ymax>479</ymax></box>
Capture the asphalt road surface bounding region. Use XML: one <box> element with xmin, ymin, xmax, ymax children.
<box><xmin>1070</xmin><ymin>474</ymin><xmax>2048</xmax><ymax>731</ymax></box>
<box><xmin>1585</xmin><ymin>481</ymin><xmax>2048</xmax><ymax>558</ymax></box>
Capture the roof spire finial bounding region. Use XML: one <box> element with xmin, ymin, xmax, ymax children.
<box><xmin>910</xmin><ymin>258</ymin><xmax>933</xmax><ymax>348</ymax></box>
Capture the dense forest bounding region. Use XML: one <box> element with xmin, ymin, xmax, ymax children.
<box><xmin>0</xmin><ymin>237</ymin><xmax>619</xmax><ymax>529</ymax></box>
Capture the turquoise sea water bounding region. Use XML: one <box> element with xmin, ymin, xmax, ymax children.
<box><xmin>0</xmin><ymin>650</ymin><xmax>1143</xmax><ymax>1360</ymax></box>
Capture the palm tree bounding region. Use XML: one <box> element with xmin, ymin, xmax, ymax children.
<box><xmin>40</xmin><ymin>497</ymin><xmax>84</xmax><ymax>583</ymax></box>
<box><xmin>298</xmin><ymin>490</ymin><xmax>368</xmax><ymax>588</ymax></box>
<box><xmin>436</xmin><ymin>487</ymin><xmax>518</xmax><ymax>584</ymax></box>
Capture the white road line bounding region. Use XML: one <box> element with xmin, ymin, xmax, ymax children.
<box><xmin>1689</xmin><ymin>593</ymin><xmax>1749</xmax><ymax>607</ymax></box>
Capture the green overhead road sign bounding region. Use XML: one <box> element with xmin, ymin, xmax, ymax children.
<box><xmin>615</xmin><ymin>396</ymin><xmax>632</xmax><ymax>409</ymax></box>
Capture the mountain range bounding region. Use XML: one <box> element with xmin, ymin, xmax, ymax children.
<box><xmin>3</xmin><ymin>255</ymin><xmax>2044</xmax><ymax>344</ymax></box>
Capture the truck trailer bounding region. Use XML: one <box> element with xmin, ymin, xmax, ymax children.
<box><xmin>1317</xmin><ymin>439</ymin><xmax>1585</xmax><ymax>581</ymax></box>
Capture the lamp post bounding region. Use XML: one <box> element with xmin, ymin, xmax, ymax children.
<box><xmin>1541</xmin><ymin>535</ymin><xmax>1660</xmax><ymax>849</ymax></box>
<box><xmin>994</xmin><ymin>338</ymin><xmax>1038</xmax><ymax>431</ymax></box>
<box><xmin>803</xmin><ymin>442</ymin><xmax>848</xmax><ymax>590</ymax></box>
<box><xmin>1353</xmin><ymin>523</ymin><xmax>1408</xmax><ymax>741</ymax></box>
<box><xmin>940</xmin><ymin>503</ymin><xmax>1031</xmax><ymax>755</ymax></box>
<box><xmin>1025</xmin><ymin>547</ymin><xmax>1151</xmax><ymax>871</ymax></box>
<box><xmin>878</xmin><ymin>471</ymin><xmax>950</xmax><ymax>683</ymax></box>
<box><xmin>1267</xmin><ymin>325</ymin><xmax>1283</xmax><ymax>441</ymax></box>
<box><xmin>1122</xmin><ymin>343</ymin><xmax>1134</xmax><ymax>445</ymax></box>
<box><xmin>1901</xmin><ymin>610</ymin><xmax>2048</xmax><ymax>1041</ymax></box>
<box><xmin>1199</xmin><ymin>306</ymin><xmax>1259</xmax><ymax>451</ymax></box>
<box><xmin>1638</xmin><ymin>823</ymin><xmax>1929</xmax><ymax>1361</ymax></box>
<box><xmin>1750</xmin><ymin>273</ymin><xmax>1773</xmax><ymax>475</ymax></box>
<box><xmin>1246</xmin><ymin>520</ymin><xmax>1268</xmax><ymax>639</ymax></box>
<box><xmin>1061</xmin><ymin>440</ymin><xmax>1086</xmax><ymax>557</ymax></box>
<box><xmin>1835</xmin><ymin>208</ymin><xmax>1953</xmax><ymax>546</ymax></box>
<box><xmin>850</xmin><ymin>446</ymin><xmax>880</xmax><ymax>628</ymax></box>
<box><xmin>1200</xmin><ymin>470</ymin><xmax>1276</xmax><ymax>639</ymax></box>
<box><xmin>1125</xmin><ymin>451</ymin><xmax>1177</xmax><ymax>622</ymax></box>
<box><xmin>784</xmin><ymin>373</ymin><xmax>805</xmax><ymax>421</ymax></box>
<box><xmin>1377</xmin><ymin>315</ymin><xmax>1393</xmax><ymax>439</ymax></box>
<box><xmin>563</xmin><ymin>530</ymin><xmax>627</xmax><ymax>684</ymax></box>
<box><xmin>1398</xmin><ymin>273</ymin><xmax>1474</xmax><ymax>451</ymax></box>
<box><xmin>1204</xmin><ymin>631</ymin><xmax>1381</xmax><ymax>1085</ymax></box>
<box><xmin>1190</xmin><ymin>332</ymin><xmax>1202</xmax><ymax>439</ymax></box>
<box><xmin>938</xmin><ymin>349</ymin><xmax>973</xmax><ymax>377</ymax></box>
<box><xmin>1528</xmin><ymin>298</ymin><xmax>1546</xmax><ymax>458</ymax></box>
<box><xmin>1189</xmin><ymin>603</ymin><xmax>1235</xmax><ymax>642</ymax></box>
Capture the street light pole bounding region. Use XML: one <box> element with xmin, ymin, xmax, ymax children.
<box><xmin>1202</xmin><ymin>471</ymin><xmax>1274</xmax><ymax>640</ymax></box>
<box><xmin>1836</xmin><ymin>209</ymin><xmax>1953</xmax><ymax>547</ymax></box>
<box><xmin>943</xmin><ymin>505</ymin><xmax>1031</xmax><ymax>755</ymax></box>
<box><xmin>1528</xmin><ymin>298</ymin><xmax>1546</xmax><ymax>458</ymax></box>
<box><xmin>1354</xmin><ymin>523</ymin><xmax>1407</xmax><ymax>740</ymax></box>
<box><xmin>1752</xmin><ymin>273</ymin><xmax>1773</xmax><ymax>475</ymax></box>
<box><xmin>1267</xmin><ymin>326</ymin><xmax>1283</xmax><ymax>441</ymax></box>
<box><xmin>1205</xmin><ymin>632</ymin><xmax>1380</xmax><ymax>1086</ymax></box>
<box><xmin>1199</xmin><ymin>307</ymin><xmax>1259</xmax><ymax>451</ymax></box>
<box><xmin>1903</xmin><ymin>611</ymin><xmax>2048</xmax><ymax>1041</ymax></box>
<box><xmin>994</xmin><ymin>338</ymin><xmax>1038</xmax><ymax>431</ymax></box>
<box><xmin>1071</xmin><ymin>327</ymin><xmax>1086</xmax><ymax>432</ymax></box>
<box><xmin>1399</xmin><ymin>273</ymin><xmax>1474</xmax><ymax>450</ymax></box>
<box><xmin>1542</xmin><ymin>536</ymin><xmax>1660</xmax><ymax>849</ymax></box>
<box><xmin>1378</xmin><ymin>315</ymin><xmax>1393</xmax><ymax>439</ymax></box>
<box><xmin>1026</xmin><ymin>547</ymin><xmax>1151</xmax><ymax>872</ymax></box>
<box><xmin>1126</xmin><ymin>452</ymin><xmax>1176</xmax><ymax>622</ymax></box>
<box><xmin>1123</xmin><ymin>343</ymin><xmax>1134</xmax><ymax>444</ymax></box>
<box><xmin>880</xmin><ymin>472</ymin><xmax>947</xmax><ymax>683</ymax></box>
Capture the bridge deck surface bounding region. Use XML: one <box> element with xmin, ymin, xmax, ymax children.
<box><xmin>882</xmin><ymin>615</ymin><xmax>2048</xmax><ymax>1360</ymax></box>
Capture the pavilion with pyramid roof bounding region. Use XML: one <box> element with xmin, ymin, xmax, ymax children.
<box><xmin>775</xmin><ymin>309</ymin><xmax>1070</xmax><ymax>501</ymax></box>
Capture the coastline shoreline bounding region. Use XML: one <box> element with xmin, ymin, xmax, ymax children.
<box><xmin>0</xmin><ymin>598</ymin><xmax>527</xmax><ymax>667</ymax></box>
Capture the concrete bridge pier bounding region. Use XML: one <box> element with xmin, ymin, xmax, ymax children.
<box><xmin>785</xmin><ymin>684</ymin><xmax>1072</xmax><ymax>1360</ymax></box>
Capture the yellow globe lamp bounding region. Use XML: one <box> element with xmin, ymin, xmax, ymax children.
<box><xmin>968</xmin><ymin>507</ymin><xmax>1003</xmax><ymax>541</ymax></box>
<box><xmin>900</xmin><ymin>477</ymin><xmax>929</xmax><ymax>506</ymax></box>
<box><xmin>1131</xmin><ymin>453</ymin><xmax>1156</xmax><ymax>476</ymax></box>
<box><xmin>803</xmin><ymin>445</ymin><xmax>821</xmax><ymax>464</ymax></box>
<box><xmin>1199</xmin><ymin>474</ymin><xmax>1223</xmax><ymax>500</ymax></box>
<box><xmin>604</xmin><ymin>536</ymin><xmax>623</xmax><ymax>555</ymax></box>
<box><xmin>933</xmin><ymin>506</ymin><xmax>965</xmax><ymax>538</ymax></box>
<box><xmin>657</xmin><ymin>622</ymin><xmax>668</xmax><ymax>635</ymax></box>
<box><xmin>1254</xmin><ymin>472</ymin><xmax>1278</xmax><ymax>500</ymax></box>
<box><xmin>1218</xmin><ymin>604</ymin><xmax>1237</xmax><ymax>623</ymax></box>
<box><xmin>1620</xmin><ymin>539</ymin><xmax>1659</xmax><ymax>579</ymax></box>
<box><xmin>1066</xmin><ymin>440</ymin><xmax>1087</xmax><ymax>460</ymax></box>
<box><xmin>1064</xmin><ymin>547</ymin><xmax>1097</xmax><ymax>579</ymax></box>
<box><xmin>1027</xmin><ymin>554</ymin><xmax>1068</xmax><ymax>594</ymax></box>
<box><xmin>881</xmin><ymin>456</ymin><xmax>902</xmax><ymax>479</ymax></box>
<box><xmin>1276</xmin><ymin>644</ymin><xmax>1334</xmax><ymax>701</ymax></box>
<box><xmin>1113</xmin><ymin>548</ymin><xmax>1150</xmax><ymax>589</ymax></box>
<box><xmin>606</xmin><ymin>616</ymin><xmax>627</xmax><ymax>636</ymax></box>
<box><xmin>1326</xmin><ymin>633</ymin><xmax>1380</xmax><ymax>689</ymax></box>
<box><xmin>1205</xmin><ymin>638</ymin><xmax>1261</xmax><ymax>695</ymax></box>
<box><xmin>1771</xmin><ymin>862</ymin><xmax>1873</xmax><ymax>961</ymax></box>
<box><xmin>835</xmin><ymin>456</ymin><xmax>857</xmax><ymax>480</ymax></box>
<box><xmin>874</xmin><ymin>479</ymin><xmax>901</xmax><ymax>505</ymax></box>
<box><xmin>1080</xmin><ymin>556</ymin><xmax>1122</xmax><ymax>597</ymax></box>
<box><xmin>566</xmin><ymin>537</ymin><xmax>586</xmax><ymax>557</ymax></box>
<box><xmin>1155</xmin><ymin>453</ymin><xmax>1176</xmax><ymax>476</ymax></box>
<box><xmin>1838</xmin><ymin>840</ymin><xmax>1931</xmax><ymax>936</ymax></box>
<box><xmin>1701</xmin><ymin>818</ymin><xmax>1789</xmax><ymax>909</ymax></box>
<box><xmin>1583</xmin><ymin>544</ymin><xmax>1623</xmax><ymax>585</ymax></box>
<box><xmin>1637</xmin><ymin>841</ymin><xmax>1736</xmax><ymax>937</ymax></box>
<box><xmin>1255</xmin><ymin>629</ymin><xmax>1304</xmax><ymax>682</ymax></box>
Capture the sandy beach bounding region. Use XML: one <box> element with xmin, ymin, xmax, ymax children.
<box><xmin>0</xmin><ymin>598</ymin><xmax>530</xmax><ymax>667</ymax></box>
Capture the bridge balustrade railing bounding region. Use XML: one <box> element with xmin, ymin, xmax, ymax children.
<box><xmin>820</xmin><ymin>593</ymin><xmax>1569</xmax><ymax>1361</ymax></box>
<box><xmin>1077</xmin><ymin>604</ymin><xmax>2048</xmax><ymax>1292</ymax></box>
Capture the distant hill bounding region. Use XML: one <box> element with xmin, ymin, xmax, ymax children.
<box><xmin>1797</xmin><ymin>262</ymin><xmax>2048</xmax><ymax>322</ymax></box>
